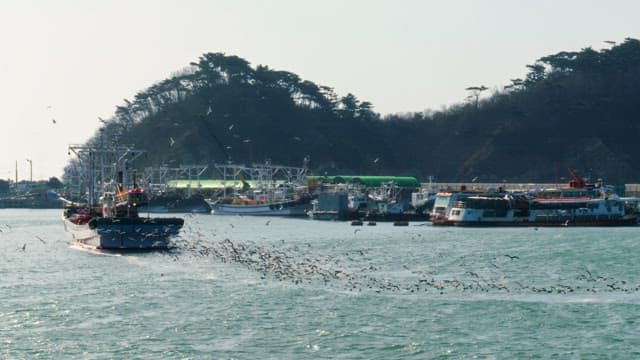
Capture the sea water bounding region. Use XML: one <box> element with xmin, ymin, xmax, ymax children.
<box><xmin>2</xmin><ymin>209</ymin><xmax>640</xmax><ymax>359</ymax></box>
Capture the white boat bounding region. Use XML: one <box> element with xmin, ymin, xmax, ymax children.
<box><xmin>207</xmin><ymin>162</ymin><xmax>311</xmax><ymax>217</ymax></box>
<box><xmin>209</xmin><ymin>196</ymin><xmax>311</xmax><ymax>216</ymax></box>
<box><xmin>411</xmin><ymin>176</ymin><xmax>437</xmax><ymax>215</ymax></box>
<box><xmin>432</xmin><ymin>187</ymin><xmax>638</xmax><ymax>226</ymax></box>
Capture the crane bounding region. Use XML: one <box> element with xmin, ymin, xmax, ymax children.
<box><xmin>567</xmin><ymin>168</ymin><xmax>586</xmax><ymax>188</ymax></box>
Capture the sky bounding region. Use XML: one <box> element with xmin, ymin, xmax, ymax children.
<box><xmin>1</xmin><ymin>0</ymin><xmax>639</xmax><ymax>181</ymax></box>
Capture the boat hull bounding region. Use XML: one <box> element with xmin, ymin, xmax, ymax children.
<box><xmin>211</xmin><ymin>201</ymin><xmax>311</xmax><ymax>216</ymax></box>
<box><xmin>436</xmin><ymin>218</ymin><xmax>638</xmax><ymax>227</ymax></box>
<box><xmin>64</xmin><ymin>216</ymin><xmax>184</xmax><ymax>250</ymax></box>
<box><xmin>432</xmin><ymin>214</ymin><xmax>638</xmax><ymax>227</ymax></box>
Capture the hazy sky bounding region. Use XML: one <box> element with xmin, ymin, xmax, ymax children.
<box><xmin>2</xmin><ymin>0</ymin><xmax>639</xmax><ymax>180</ymax></box>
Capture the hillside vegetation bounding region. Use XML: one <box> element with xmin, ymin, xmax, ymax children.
<box><xmin>66</xmin><ymin>38</ymin><xmax>640</xmax><ymax>183</ymax></box>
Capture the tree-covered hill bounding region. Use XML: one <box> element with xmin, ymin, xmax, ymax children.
<box><xmin>66</xmin><ymin>38</ymin><xmax>640</xmax><ymax>183</ymax></box>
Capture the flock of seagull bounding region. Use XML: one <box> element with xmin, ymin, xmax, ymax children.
<box><xmin>167</xmin><ymin>219</ymin><xmax>640</xmax><ymax>296</ymax></box>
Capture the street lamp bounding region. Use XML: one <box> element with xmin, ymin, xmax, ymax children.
<box><xmin>26</xmin><ymin>159</ymin><xmax>32</xmax><ymax>183</ymax></box>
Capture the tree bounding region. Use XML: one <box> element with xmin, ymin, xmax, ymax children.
<box><xmin>47</xmin><ymin>177</ymin><xmax>63</xmax><ymax>189</ymax></box>
<box><xmin>0</xmin><ymin>179</ymin><xmax>9</xmax><ymax>194</ymax></box>
<box><xmin>338</xmin><ymin>93</ymin><xmax>360</xmax><ymax>119</ymax></box>
<box><xmin>465</xmin><ymin>85</ymin><xmax>488</xmax><ymax>110</ymax></box>
<box><xmin>524</xmin><ymin>63</ymin><xmax>546</xmax><ymax>86</ymax></box>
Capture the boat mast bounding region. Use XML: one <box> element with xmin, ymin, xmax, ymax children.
<box><xmin>67</xmin><ymin>140</ymin><xmax>145</xmax><ymax>207</ymax></box>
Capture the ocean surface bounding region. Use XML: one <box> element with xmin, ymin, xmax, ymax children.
<box><xmin>2</xmin><ymin>209</ymin><xmax>640</xmax><ymax>359</ymax></box>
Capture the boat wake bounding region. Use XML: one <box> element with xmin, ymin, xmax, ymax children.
<box><xmin>69</xmin><ymin>242</ymin><xmax>123</xmax><ymax>257</ymax></box>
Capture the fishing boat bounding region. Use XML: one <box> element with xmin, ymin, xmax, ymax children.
<box><xmin>207</xmin><ymin>162</ymin><xmax>312</xmax><ymax>217</ymax></box>
<box><xmin>62</xmin><ymin>143</ymin><xmax>184</xmax><ymax>250</ymax></box>
<box><xmin>210</xmin><ymin>193</ymin><xmax>312</xmax><ymax>216</ymax></box>
<box><xmin>143</xmin><ymin>193</ymin><xmax>211</xmax><ymax>214</ymax></box>
<box><xmin>410</xmin><ymin>176</ymin><xmax>437</xmax><ymax>216</ymax></box>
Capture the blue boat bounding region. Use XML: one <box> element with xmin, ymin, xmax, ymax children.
<box><xmin>62</xmin><ymin>143</ymin><xmax>184</xmax><ymax>250</ymax></box>
<box><xmin>63</xmin><ymin>185</ymin><xmax>184</xmax><ymax>250</ymax></box>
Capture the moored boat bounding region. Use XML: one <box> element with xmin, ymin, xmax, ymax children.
<box><xmin>208</xmin><ymin>193</ymin><xmax>312</xmax><ymax>216</ymax></box>
<box><xmin>437</xmin><ymin>193</ymin><xmax>637</xmax><ymax>226</ymax></box>
<box><xmin>431</xmin><ymin>176</ymin><xmax>638</xmax><ymax>227</ymax></box>
<box><xmin>207</xmin><ymin>162</ymin><xmax>312</xmax><ymax>217</ymax></box>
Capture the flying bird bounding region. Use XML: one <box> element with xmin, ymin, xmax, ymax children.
<box><xmin>228</xmin><ymin>124</ymin><xmax>234</xmax><ymax>130</ymax></box>
<box><xmin>52</xmin><ymin>118</ymin><xmax>56</xmax><ymax>124</ymax></box>
<box><xmin>206</xmin><ymin>106</ymin><xmax>212</xmax><ymax>116</ymax></box>
<box><xmin>169</xmin><ymin>137</ymin><xmax>176</xmax><ymax>146</ymax></box>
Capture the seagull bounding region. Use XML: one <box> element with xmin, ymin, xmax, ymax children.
<box><xmin>292</xmin><ymin>136</ymin><xmax>302</xmax><ymax>141</ymax></box>
<box><xmin>206</xmin><ymin>106</ymin><xmax>212</xmax><ymax>116</ymax></box>
<box><xmin>373</xmin><ymin>158</ymin><xmax>379</xmax><ymax>163</ymax></box>
<box><xmin>471</xmin><ymin>176</ymin><xmax>479</xmax><ymax>183</ymax></box>
<box><xmin>242</xmin><ymin>139</ymin><xmax>251</xmax><ymax>143</ymax></box>
<box><xmin>228</xmin><ymin>124</ymin><xmax>234</xmax><ymax>130</ymax></box>
<box><xmin>52</xmin><ymin>118</ymin><xmax>56</xmax><ymax>124</ymax></box>
<box><xmin>169</xmin><ymin>137</ymin><xmax>175</xmax><ymax>146</ymax></box>
<box><xmin>98</xmin><ymin>117</ymin><xmax>106</xmax><ymax>123</ymax></box>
